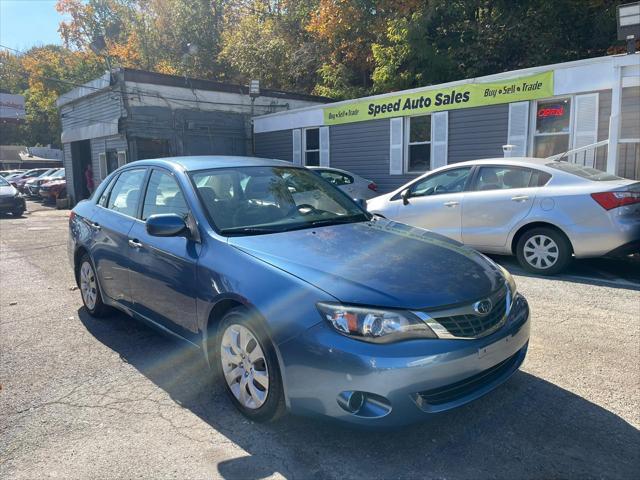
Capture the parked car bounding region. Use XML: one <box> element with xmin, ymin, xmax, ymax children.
<box><xmin>0</xmin><ymin>169</ymin><xmax>26</xmax><ymax>178</ymax></box>
<box><xmin>39</xmin><ymin>176</ymin><xmax>67</xmax><ymax>203</ymax></box>
<box><xmin>69</xmin><ymin>156</ymin><xmax>530</xmax><ymax>427</ymax></box>
<box><xmin>308</xmin><ymin>166</ymin><xmax>378</xmax><ymax>199</ymax></box>
<box><xmin>0</xmin><ymin>175</ymin><xmax>26</xmax><ymax>217</ymax></box>
<box><xmin>11</xmin><ymin>168</ymin><xmax>55</xmax><ymax>193</ymax></box>
<box><xmin>24</xmin><ymin>168</ymin><xmax>63</xmax><ymax>197</ymax></box>
<box><xmin>367</xmin><ymin>158</ymin><xmax>640</xmax><ymax>275</ymax></box>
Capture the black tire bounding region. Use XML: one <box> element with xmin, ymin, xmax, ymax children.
<box><xmin>516</xmin><ymin>227</ymin><xmax>571</xmax><ymax>275</ymax></box>
<box><xmin>11</xmin><ymin>207</ymin><xmax>24</xmax><ymax>217</ymax></box>
<box><xmin>77</xmin><ymin>253</ymin><xmax>110</xmax><ymax>317</ymax></box>
<box><xmin>215</xmin><ymin>307</ymin><xmax>285</xmax><ymax>422</ymax></box>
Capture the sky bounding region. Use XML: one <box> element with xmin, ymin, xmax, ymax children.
<box><xmin>0</xmin><ymin>0</ymin><xmax>67</xmax><ymax>53</ymax></box>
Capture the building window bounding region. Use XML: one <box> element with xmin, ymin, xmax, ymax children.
<box><xmin>532</xmin><ymin>98</ymin><xmax>572</xmax><ymax>157</ymax></box>
<box><xmin>406</xmin><ymin>115</ymin><xmax>431</xmax><ymax>172</ymax></box>
<box><xmin>304</xmin><ymin>128</ymin><xmax>320</xmax><ymax>166</ymax></box>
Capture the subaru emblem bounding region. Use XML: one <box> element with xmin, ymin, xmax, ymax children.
<box><xmin>473</xmin><ymin>299</ymin><xmax>492</xmax><ymax>315</ymax></box>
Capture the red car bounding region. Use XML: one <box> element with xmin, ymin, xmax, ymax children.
<box><xmin>39</xmin><ymin>178</ymin><xmax>67</xmax><ymax>203</ymax></box>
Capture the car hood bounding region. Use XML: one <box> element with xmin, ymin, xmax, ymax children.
<box><xmin>0</xmin><ymin>185</ymin><xmax>17</xmax><ymax>197</ymax></box>
<box><xmin>228</xmin><ymin>219</ymin><xmax>504</xmax><ymax>310</ymax></box>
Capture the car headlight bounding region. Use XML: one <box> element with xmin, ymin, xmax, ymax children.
<box><xmin>496</xmin><ymin>264</ymin><xmax>517</xmax><ymax>297</ymax></box>
<box><xmin>317</xmin><ymin>302</ymin><xmax>437</xmax><ymax>343</ymax></box>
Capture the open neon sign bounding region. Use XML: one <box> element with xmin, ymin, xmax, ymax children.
<box><xmin>537</xmin><ymin>105</ymin><xmax>565</xmax><ymax>118</ymax></box>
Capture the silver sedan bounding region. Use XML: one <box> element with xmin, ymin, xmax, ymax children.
<box><xmin>308</xmin><ymin>166</ymin><xmax>379</xmax><ymax>200</ymax></box>
<box><xmin>367</xmin><ymin>158</ymin><xmax>640</xmax><ymax>275</ymax></box>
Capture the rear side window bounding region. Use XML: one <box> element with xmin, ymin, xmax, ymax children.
<box><xmin>106</xmin><ymin>169</ymin><xmax>146</xmax><ymax>217</ymax></box>
<box><xmin>547</xmin><ymin>162</ymin><xmax>622</xmax><ymax>181</ymax></box>
<box><xmin>318</xmin><ymin>170</ymin><xmax>354</xmax><ymax>186</ymax></box>
<box><xmin>474</xmin><ymin>167</ymin><xmax>533</xmax><ymax>191</ymax></box>
<box><xmin>529</xmin><ymin>169</ymin><xmax>552</xmax><ymax>187</ymax></box>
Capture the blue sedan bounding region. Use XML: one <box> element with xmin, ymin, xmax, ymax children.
<box><xmin>68</xmin><ymin>156</ymin><xmax>530</xmax><ymax>427</ymax></box>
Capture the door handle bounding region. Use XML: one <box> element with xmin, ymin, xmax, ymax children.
<box><xmin>443</xmin><ymin>201</ymin><xmax>460</xmax><ymax>207</ymax></box>
<box><xmin>91</xmin><ymin>222</ymin><xmax>101</xmax><ymax>231</ymax></box>
<box><xmin>511</xmin><ymin>195</ymin><xmax>530</xmax><ymax>202</ymax></box>
<box><xmin>128</xmin><ymin>239</ymin><xmax>143</xmax><ymax>249</ymax></box>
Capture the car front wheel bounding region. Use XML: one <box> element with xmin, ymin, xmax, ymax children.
<box><xmin>216</xmin><ymin>307</ymin><xmax>285</xmax><ymax>422</ymax></box>
<box><xmin>516</xmin><ymin>227</ymin><xmax>571</xmax><ymax>275</ymax></box>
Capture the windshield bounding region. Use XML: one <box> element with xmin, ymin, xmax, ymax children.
<box><xmin>547</xmin><ymin>162</ymin><xmax>622</xmax><ymax>181</ymax></box>
<box><xmin>0</xmin><ymin>176</ymin><xmax>9</xmax><ymax>186</ymax></box>
<box><xmin>50</xmin><ymin>169</ymin><xmax>65</xmax><ymax>179</ymax></box>
<box><xmin>191</xmin><ymin>166</ymin><xmax>370</xmax><ymax>235</ymax></box>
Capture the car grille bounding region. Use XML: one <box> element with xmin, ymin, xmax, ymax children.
<box><xmin>416</xmin><ymin>349</ymin><xmax>521</xmax><ymax>406</ymax></box>
<box><xmin>422</xmin><ymin>286</ymin><xmax>510</xmax><ymax>339</ymax></box>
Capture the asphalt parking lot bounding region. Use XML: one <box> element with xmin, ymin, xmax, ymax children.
<box><xmin>1</xmin><ymin>201</ymin><xmax>639</xmax><ymax>480</ymax></box>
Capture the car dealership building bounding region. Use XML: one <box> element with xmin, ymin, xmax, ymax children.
<box><xmin>253</xmin><ymin>54</ymin><xmax>640</xmax><ymax>193</ymax></box>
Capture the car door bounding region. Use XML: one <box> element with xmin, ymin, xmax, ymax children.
<box><xmin>392</xmin><ymin>167</ymin><xmax>473</xmax><ymax>242</ymax></box>
<box><xmin>127</xmin><ymin>168</ymin><xmax>200</xmax><ymax>338</ymax></box>
<box><xmin>90</xmin><ymin>168</ymin><xmax>147</xmax><ymax>308</ymax></box>
<box><xmin>461</xmin><ymin>165</ymin><xmax>539</xmax><ymax>248</ymax></box>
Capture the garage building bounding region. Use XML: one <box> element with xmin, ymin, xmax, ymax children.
<box><xmin>56</xmin><ymin>68</ymin><xmax>329</xmax><ymax>205</ymax></box>
<box><xmin>253</xmin><ymin>54</ymin><xmax>640</xmax><ymax>193</ymax></box>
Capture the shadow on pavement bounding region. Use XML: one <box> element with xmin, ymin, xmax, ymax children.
<box><xmin>79</xmin><ymin>308</ymin><xmax>640</xmax><ymax>480</ymax></box>
<box><xmin>490</xmin><ymin>254</ymin><xmax>640</xmax><ymax>290</ymax></box>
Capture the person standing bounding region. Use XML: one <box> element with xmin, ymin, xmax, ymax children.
<box><xmin>84</xmin><ymin>164</ymin><xmax>95</xmax><ymax>197</ymax></box>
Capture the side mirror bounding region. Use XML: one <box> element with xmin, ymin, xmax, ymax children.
<box><xmin>146</xmin><ymin>213</ymin><xmax>187</xmax><ymax>237</ymax></box>
<box><xmin>354</xmin><ymin>198</ymin><xmax>367</xmax><ymax>210</ymax></box>
<box><xmin>401</xmin><ymin>188</ymin><xmax>411</xmax><ymax>205</ymax></box>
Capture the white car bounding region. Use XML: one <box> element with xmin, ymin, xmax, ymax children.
<box><xmin>308</xmin><ymin>167</ymin><xmax>379</xmax><ymax>200</ymax></box>
<box><xmin>367</xmin><ymin>158</ymin><xmax>640</xmax><ymax>275</ymax></box>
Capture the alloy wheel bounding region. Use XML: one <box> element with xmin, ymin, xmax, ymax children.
<box><xmin>220</xmin><ymin>324</ymin><xmax>269</xmax><ymax>410</ymax></box>
<box><xmin>80</xmin><ymin>261</ymin><xmax>97</xmax><ymax>310</ymax></box>
<box><xmin>523</xmin><ymin>234</ymin><xmax>559</xmax><ymax>270</ymax></box>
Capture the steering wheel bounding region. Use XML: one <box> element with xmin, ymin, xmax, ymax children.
<box><xmin>434</xmin><ymin>184</ymin><xmax>448</xmax><ymax>194</ymax></box>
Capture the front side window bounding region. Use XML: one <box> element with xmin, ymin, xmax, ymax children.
<box><xmin>106</xmin><ymin>169</ymin><xmax>146</xmax><ymax>217</ymax></box>
<box><xmin>142</xmin><ymin>170</ymin><xmax>190</xmax><ymax>220</ymax></box>
<box><xmin>407</xmin><ymin>115</ymin><xmax>431</xmax><ymax>173</ymax></box>
<box><xmin>533</xmin><ymin>98</ymin><xmax>571</xmax><ymax>157</ymax></box>
<box><xmin>409</xmin><ymin>167</ymin><xmax>471</xmax><ymax>197</ymax></box>
<box><xmin>304</xmin><ymin>128</ymin><xmax>320</xmax><ymax>166</ymax></box>
<box><xmin>317</xmin><ymin>170</ymin><xmax>353</xmax><ymax>186</ymax></box>
<box><xmin>191</xmin><ymin>166</ymin><xmax>368</xmax><ymax>235</ymax></box>
<box><xmin>474</xmin><ymin>167</ymin><xmax>534</xmax><ymax>191</ymax></box>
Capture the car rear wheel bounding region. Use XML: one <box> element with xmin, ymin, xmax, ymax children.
<box><xmin>216</xmin><ymin>307</ymin><xmax>285</xmax><ymax>422</ymax></box>
<box><xmin>516</xmin><ymin>227</ymin><xmax>571</xmax><ymax>275</ymax></box>
<box><xmin>78</xmin><ymin>254</ymin><xmax>110</xmax><ymax>317</ymax></box>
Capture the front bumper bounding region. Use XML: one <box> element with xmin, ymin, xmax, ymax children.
<box><xmin>278</xmin><ymin>294</ymin><xmax>530</xmax><ymax>427</ymax></box>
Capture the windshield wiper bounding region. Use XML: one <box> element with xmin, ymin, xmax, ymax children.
<box><xmin>220</xmin><ymin>226</ymin><xmax>285</xmax><ymax>236</ymax></box>
<box><xmin>307</xmin><ymin>215</ymin><xmax>368</xmax><ymax>228</ymax></box>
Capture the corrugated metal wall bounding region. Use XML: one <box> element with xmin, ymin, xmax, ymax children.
<box><xmin>448</xmin><ymin>104</ymin><xmax>509</xmax><ymax>163</ymax></box>
<box><xmin>254</xmin><ymin>130</ymin><xmax>293</xmax><ymax>161</ymax></box>
<box><xmin>59</xmin><ymin>90</ymin><xmax>122</xmax><ymax>130</ymax></box>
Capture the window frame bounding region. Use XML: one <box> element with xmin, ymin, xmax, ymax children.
<box><xmin>99</xmin><ymin>167</ymin><xmax>149</xmax><ymax>220</ymax></box>
<box><xmin>138</xmin><ymin>167</ymin><xmax>192</xmax><ymax>221</ymax></box>
<box><xmin>468</xmin><ymin>165</ymin><xmax>551</xmax><ymax>192</ymax></box>
<box><xmin>404</xmin><ymin>114</ymin><xmax>432</xmax><ymax>174</ymax></box>
<box><xmin>529</xmin><ymin>96</ymin><xmax>574</xmax><ymax>157</ymax></box>
<box><xmin>303</xmin><ymin>127</ymin><xmax>320</xmax><ymax>167</ymax></box>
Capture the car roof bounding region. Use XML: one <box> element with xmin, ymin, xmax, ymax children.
<box><xmin>444</xmin><ymin>157</ymin><xmax>553</xmax><ymax>169</ymax></box>
<box><xmin>125</xmin><ymin>155</ymin><xmax>295</xmax><ymax>172</ymax></box>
